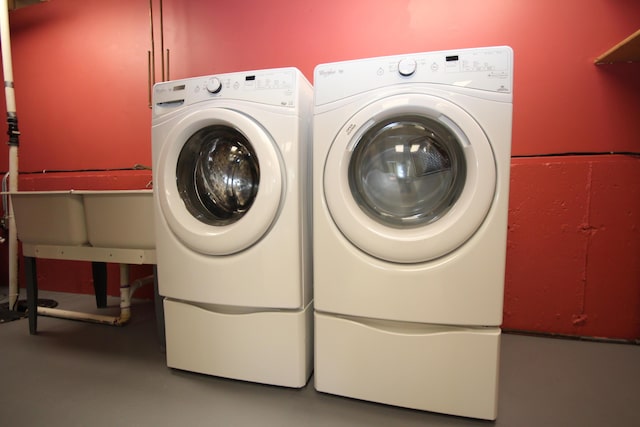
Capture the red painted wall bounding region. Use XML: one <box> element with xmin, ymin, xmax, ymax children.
<box><xmin>1</xmin><ymin>0</ymin><xmax>152</xmax><ymax>171</ymax></box>
<box><xmin>506</xmin><ymin>156</ymin><xmax>640</xmax><ymax>339</ymax></box>
<box><xmin>0</xmin><ymin>0</ymin><xmax>638</xmax><ymax>338</ymax></box>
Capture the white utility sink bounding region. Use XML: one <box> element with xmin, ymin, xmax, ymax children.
<box><xmin>8</xmin><ymin>190</ymin><xmax>154</xmax><ymax>249</ymax></box>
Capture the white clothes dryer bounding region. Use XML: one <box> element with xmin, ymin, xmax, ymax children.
<box><xmin>152</xmin><ymin>68</ymin><xmax>313</xmax><ymax>388</ymax></box>
<box><xmin>313</xmin><ymin>47</ymin><xmax>513</xmax><ymax>419</ymax></box>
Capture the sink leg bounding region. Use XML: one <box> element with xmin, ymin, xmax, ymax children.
<box><xmin>92</xmin><ymin>261</ymin><xmax>108</xmax><ymax>308</ymax></box>
<box><xmin>25</xmin><ymin>256</ymin><xmax>38</xmax><ymax>335</ymax></box>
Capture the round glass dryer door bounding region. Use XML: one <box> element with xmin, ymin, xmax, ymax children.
<box><xmin>349</xmin><ymin>115</ymin><xmax>466</xmax><ymax>229</ymax></box>
<box><xmin>324</xmin><ymin>93</ymin><xmax>496</xmax><ymax>263</ymax></box>
<box><xmin>158</xmin><ymin>108</ymin><xmax>283</xmax><ymax>256</ymax></box>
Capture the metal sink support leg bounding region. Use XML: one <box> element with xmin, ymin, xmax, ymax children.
<box><xmin>25</xmin><ymin>255</ymin><xmax>38</xmax><ymax>334</ymax></box>
<box><xmin>92</xmin><ymin>262</ymin><xmax>107</xmax><ymax>308</ymax></box>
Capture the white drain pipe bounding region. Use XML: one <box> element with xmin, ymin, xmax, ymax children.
<box><xmin>0</xmin><ymin>0</ymin><xmax>21</xmax><ymax>311</ymax></box>
<box><xmin>37</xmin><ymin>268</ymin><xmax>155</xmax><ymax>326</ymax></box>
<box><xmin>118</xmin><ymin>263</ymin><xmax>132</xmax><ymax>323</ymax></box>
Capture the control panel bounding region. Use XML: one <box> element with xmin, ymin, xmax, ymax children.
<box><xmin>153</xmin><ymin>68</ymin><xmax>298</xmax><ymax>112</ymax></box>
<box><xmin>314</xmin><ymin>46</ymin><xmax>513</xmax><ymax>106</ymax></box>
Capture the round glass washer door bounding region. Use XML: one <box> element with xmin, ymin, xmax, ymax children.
<box><xmin>176</xmin><ymin>125</ymin><xmax>259</xmax><ymax>227</ymax></box>
<box><xmin>158</xmin><ymin>108</ymin><xmax>283</xmax><ymax>256</ymax></box>
<box><xmin>324</xmin><ymin>93</ymin><xmax>496</xmax><ymax>263</ymax></box>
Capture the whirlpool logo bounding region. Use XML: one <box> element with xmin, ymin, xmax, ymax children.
<box><xmin>317</xmin><ymin>68</ymin><xmax>344</xmax><ymax>78</ymax></box>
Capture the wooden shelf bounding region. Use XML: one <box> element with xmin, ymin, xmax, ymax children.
<box><xmin>9</xmin><ymin>0</ymin><xmax>48</xmax><ymax>10</ymax></box>
<box><xmin>595</xmin><ymin>29</ymin><xmax>640</xmax><ymax>64</ymax></box>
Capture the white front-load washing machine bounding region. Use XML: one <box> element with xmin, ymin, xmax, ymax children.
<box><xmin>152</xmin><ymin>68</ymin><xmax>313</xmax><ymax>388</ymax></box>
<box><xmin>313</xmin><ymin>47</ymin><xmax>513</xmax><ymax>419</ymax></box>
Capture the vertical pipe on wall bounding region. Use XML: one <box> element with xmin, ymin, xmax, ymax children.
<box><xmin>0</xmin><ymin>0</ymin><xmax>20</xmax><ymax>311</ymax></box>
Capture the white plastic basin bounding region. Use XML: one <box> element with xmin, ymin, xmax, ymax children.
<box><xmin>82</xmin><ymin>190</ymin><xmax>155</xmax><ymax>249</ymax></box>
<box><xmin>8</xmin><ymin>190</ymin><xmax>154</xmax><ymax>249</ymax></box>
<box><xmin>10</xmin><ymin>191</ymin><xmax>88</xmax><ymax>246</ymax></box>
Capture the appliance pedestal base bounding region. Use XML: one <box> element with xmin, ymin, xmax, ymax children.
<box><xmin>314</xmin><ymin>312</ymin><xmax>500</xmax><ymax>420</ymax></box>
<box><xmin>164</xmin><ymin>299</ymin><xmax>313</xmax><ymax>388</ymax></box>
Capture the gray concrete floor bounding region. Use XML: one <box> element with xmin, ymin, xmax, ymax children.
<box><xmin>1</xmin><ymin>287</ymin><xmax>639</xmax><ymax>426</ymax></box>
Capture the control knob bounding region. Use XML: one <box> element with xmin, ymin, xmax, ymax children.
<box><xmin>206</xmin><ymin>77</ymin><xmax>222</xmax><ymax>94</ymax></box>
<box><xmin>398</xmin><ymin>58</ymin><xmax>417</xmax><ymax>76</ymax></box>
